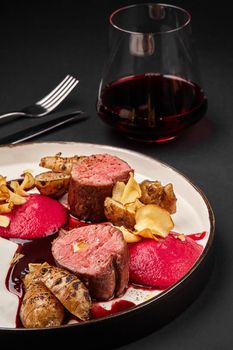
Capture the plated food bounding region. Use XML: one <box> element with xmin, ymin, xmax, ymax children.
<box><xmin>0</xmin><ymin>142</ymin><xmax>214</xmax><ymax>335</ymax></box>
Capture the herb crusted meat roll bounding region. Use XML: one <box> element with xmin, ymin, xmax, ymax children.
<box><xmin>68</xmin><ymin>154</ymin><xmax>132</xmax><ymax>222</ymax></box>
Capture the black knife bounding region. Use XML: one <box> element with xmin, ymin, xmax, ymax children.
<box><xmin>0</xmin><ymin>111</ymin><xmax>85</xmax><ymax>144</ymax></box>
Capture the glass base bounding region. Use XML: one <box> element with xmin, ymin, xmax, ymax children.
<box><xmin>126</xmin><ymin>134</ymin><xmax>177</xmax><ymax>143</ymax></box>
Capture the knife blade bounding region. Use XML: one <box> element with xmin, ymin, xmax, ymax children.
<box><xmin>0</xmin><ymin>111</ymin><xmax>85</xmax><ymax>144</ymax></box>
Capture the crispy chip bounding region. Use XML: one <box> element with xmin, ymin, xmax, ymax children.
<box><xmin>21</xmin><ymin>172</ymin><xmax>35</xmax><ymax>190</ymax></box>
<box><xmin>120</xmin><ymin>172</ymin><xmax>142</xmax><ymax>205</ymax></box>
<box><xmin>125</xmin><ymin>199</ymin><xmax>144</xmax><ymax>213</ymax></box>
<box><xmin>116</xmin><ymin>226</ymin><xmax>141</xmax><ymax>243</ymax></box>
<box><xmin>10</xmin><ymin>181</ymin><xmax>28</xmax><ymax>197</ymax></box>
<box><xmin>0</xmin><ymin>184</ymin><xmax>9</xmax><ymax>195</ymax></box>
<box><xmin>0</xmin><ymin>215</ymin><xmax>10</xmax><ymax>227</ymax></box>
<box><xmin>135</xmin><ymin>204</ymin><xmax>174</xmax><ymax>238</ymax></box>
<box><xmin>7</xmin><ymin>186</ymin><xmax>27</xmax><ymax>205</ymax></box>
<box><xmin>0</xmin><ymin>172</ymin><xmax>33</xmax><ymax>214</ymax></box>
<box><xmin>112</xmin><ymin>182</ymin><xmax>125</xmax><ymax>202</ymax></box>
<box><xmin>0</xmin><ymin>202</ymin><xmax>14</xmax><ymax>213</ymax></box>
<box><xmin>0</xmin><ymin>190</ymin><xmax>10</xmax><ymax>202</ymax></box>
<box><xmin>11</xmin><ymin>252</ymin><xmax>24</xmax><ymax>265</ymax></box>
<box><xmin>107</xmin><ymin>173</ymin><xmax>175</xmax><ymax>243</ymax></box>
<box><xmin>0</xmin><ymin>176</ymin><xmax>7</xmax><ymax>186</ymax></box>
<box><xmin>134</xmin><ymin>228</ymin><xmax>158</xmax><ymax>240</ymax></box>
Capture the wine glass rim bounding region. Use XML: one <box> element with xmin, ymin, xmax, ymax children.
<box><xmin>109</xmin><ymin>3</ymin><xmax>191</xmax><ymax>35</ymax></box>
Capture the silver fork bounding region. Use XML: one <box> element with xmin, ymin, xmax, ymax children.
<box><xmin>0</xmin><ymin>75</ymin><xmax>79</xmax><ymax>120</ymax></box>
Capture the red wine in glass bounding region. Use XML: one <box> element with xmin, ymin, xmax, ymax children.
<box><xmin>97</xmin><ymin>4</ymin><xmax>207</xmax><ymax>142</ymax></box>
<box><xmin>97</xmin><ymin>73</ymin><xmax>207</xmax><ymax>142</ymax></box>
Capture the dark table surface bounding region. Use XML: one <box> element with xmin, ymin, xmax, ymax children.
<box><xmin>0</xmin><ymin>1</ymin><xmax>232</xmax><ymax>349</ymax></box>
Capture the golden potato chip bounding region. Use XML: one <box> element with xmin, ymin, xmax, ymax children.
<box><xmin>0</xmin><ymin>176</ymin><xmax>7</xmax><ymax>186</ymax></box>
<box><xmin>21</xmin><ymin>172</ymin><xmax>35</xmax><ymax>190</ymax></box>
<box><xmin>120</xmin><ymin>172</ymin><xmax>141</xmax><ymax>205</ymax></box>
<box><xmin>0</xmin><ymin>202</ymin><xmax>14</xmax><ymax>213</ymax></box>
<box><xmin>0</xmin><ymin>215</ymin><xmax>10</xmax><ymax>227</ymax></box>
<box><xmin>107</xmin><ymin>173</ymin><xmax>176</xmax><ymax>243</ymax></box>
<box><xmin>134</xmin><ymin>228</ymin><xmax>158</xmax><ymax>240</ymax></box>
<box><xmin>135</xmin><ymin>204</ymin><xmax>174</xmax><ymax>238</ymax></box>
<box><xmin>0</xmin><ymin>190</ymin><xmax>10</xmax><ymax>202</ymax></box>
<box><xmin>1</xmin><ymin>184</ymin><xmax>27</xmax><ymax>206</ymax></box>
<box><xmin>112</xmin><ymin>181</ymin><xmax>125</xmax><ymax>202</ymax></box>
<box><xmin>10</xmin><ymin>181</ymin><xmax>28</xmax><ymax>197</ymax></box>
<box><xmin>116</xmin><ymin>226</ymin><xmax>141</xmax><ymax>243</ymax></box>
<box><xmin>125</xmin><ymin>199</ymin><xmax>144</xmax><ymax>213</ymax></box>
<box><xmin>0</xmin><ymin>183</ymin><xmax>9</xmax><ymax>194</ymax></box>
<box><xmin>0</xmin><ymin>172</ymin><xmax>32</xmax><ymax>213</ymax></box>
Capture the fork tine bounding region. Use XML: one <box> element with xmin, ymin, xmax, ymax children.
<box><xmin>42</xmin><ymin>80</ymin><xmax>79</xmax><ymax>111</ymax></box>
<box><xmin>41</xmin><ymin>77</ymin><xmax>77</xmax><ymax>108</ymax></box>
<box><xmin>39</xmin><ymin>76</ymin><xmax>76</xmax><ymax>107</ymax></box>
<box><xmin>37</xmin><ymin>75</ymin><xmax>73</xmax><ymax>105</ymax></box>
<box><xmin>42</xmin><ymin>78</ymin><xmax>79</xmax><ymax>109</ymax></box>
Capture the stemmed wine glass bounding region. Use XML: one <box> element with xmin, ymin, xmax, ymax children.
<box><xmin>97</xmin><ymin>3</ymin><xmax>207</xmax><ymax>142</ymax></box>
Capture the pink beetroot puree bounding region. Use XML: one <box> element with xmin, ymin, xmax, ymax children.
<box><xmin>129</xmin><ymin>234</ymin><xmax>203</xmax><ymax>289</ymax></box>
<box><xmin>0</xmin><ymin>194</ymin><xmax>67</xmax><ymax>239</ymax></box>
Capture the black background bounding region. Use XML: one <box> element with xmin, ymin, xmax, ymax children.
<box><xmin>0</xmin><ymin>1</ymin><xmax>232</xmax><ymax>349</ymax></box>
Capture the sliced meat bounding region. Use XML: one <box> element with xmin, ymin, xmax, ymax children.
<box><xmin>52</xmin><ymin>223</ymin><xmax>129</xmax><ymax>301</ymax></box>
<box><xmin>68</xmin><ymin>153</ymin><xmax>132</xmax><ymax>222</ymax></box>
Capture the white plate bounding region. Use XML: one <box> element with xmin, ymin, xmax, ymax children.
<box><xmin>0</xmin><ymin>142</ymin><xmax>215</xmax><ymax>329</ymax></box>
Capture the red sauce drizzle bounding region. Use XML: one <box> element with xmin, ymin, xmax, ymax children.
<box><xmin>5</xmin><ymin>234</ymin><xmax>57</xmax><ymax>327</ymax></box>
<box><xmin>91</xmin><ymin>300</ymin><xmax>135</xmax><ymax>319</ymax></box>
<box><xmin>187</xmin><ymin>231</ymin><xmax>206</xmax><ymax>241</ymax></box>
<box><xmin>67</xmin><ymin>215</ymin><xmax>90</xmax><ymax>229</ymax></box>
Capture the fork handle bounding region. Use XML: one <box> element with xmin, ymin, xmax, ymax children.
<box><xmin>0</xmin><ymin>112</ymin><xmax>26</xmax><ymax>120</ymax></box>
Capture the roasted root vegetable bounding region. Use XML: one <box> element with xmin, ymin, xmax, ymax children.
<box><xmin>104</xmin><ymin>172</ymin><xmax>143</xmax><ymax>230</ymax></box>
<box><xmin>140</xmin><ymin>180</ymin><xmax>177</xmax><ymax>214</ymax></box>
<box><xmin>35</xmin><ymin>171</ymin><xmax>70</xmax><ymax>198</ymax></box>
<box><xmin>20</xmin><ymin>281</ymin><xmax>64</xmax><ymax>328</ymax></box>
<box><xmin>40</xmin><ymin>265</ymin><xmax>91</xmax><ymax>321</ymax></box>
<box><xmin>104</xmin><ymin>173</ymin><xmax>175</xmax><ymax>242</ymax></box>
<box><xmin>104</xmin><ymin>197</ymin><xmax>136</xmax><ymax>230</ymax></box>
<box><xmin>39</xmin><ymin>154</ymin><xmax>86</xmax><ymax>174</ymax></box>
<box><xmin>26</xmin><ymin>263</ymin><xmax>92</xmax><ymax>321</ymax></box>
